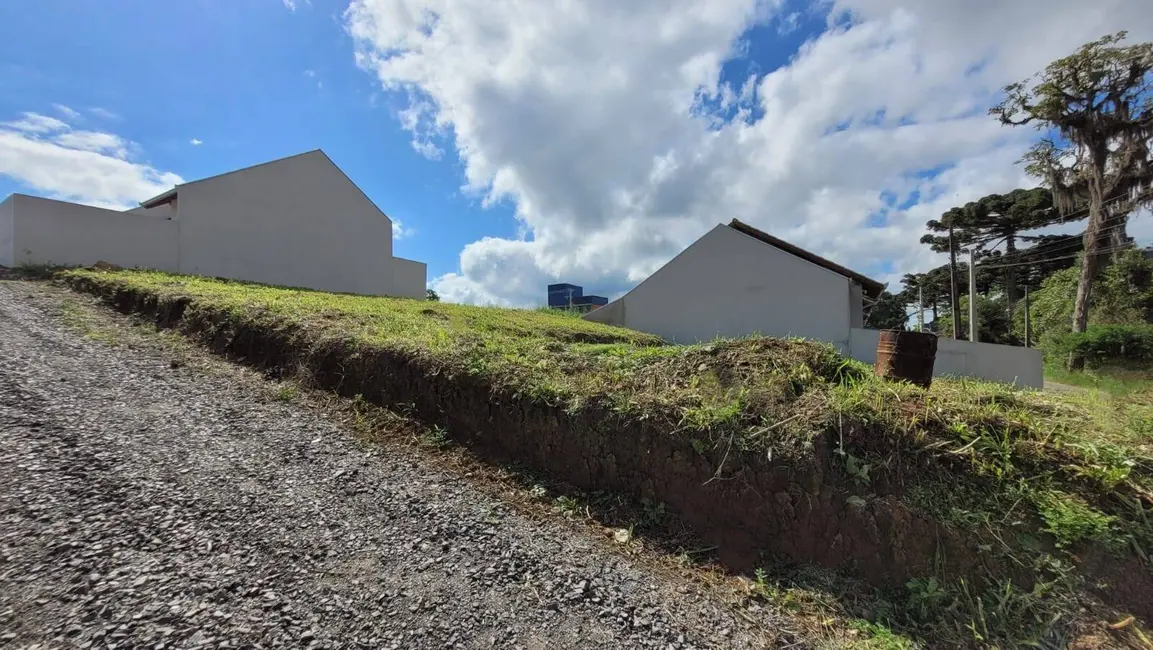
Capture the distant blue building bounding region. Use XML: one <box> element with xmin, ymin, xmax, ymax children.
<box><xmin>547</xmin><ymin>283</ymin><xmax>607</xmax><ymax>311</ymax></box>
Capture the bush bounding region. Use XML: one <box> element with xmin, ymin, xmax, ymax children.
<box><xmin>1051</xmin><ymin>323</ymin><xmax>1153</xmax><ymax>368</ymax></box>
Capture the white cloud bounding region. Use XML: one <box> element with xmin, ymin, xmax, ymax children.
<box><xmin>348</xmin><ymin>0</ymin><xmax>1153</xmax><ymax>306</ymax></box>
<box><xmin>52</xmin><ymin>130</ymin><xmax>131</xmax><ymax>159</ymax></box>
<box><xmin>304</xmin><ymin>69</ymin><xmax>316</xmax><ymax>77</ymax></box>
<box><xmin>392</xmin><ymin>219</ymin><xmax>414</xmax><ymax>239</ymax></box>
<box><xmin>88</xmin><ymin>107</ymin><xmax>119</xmax><ymax>120</ymax></box>
<box><xmin>282</xmin><ymin>0</ymin><xmax>310</xmax><ymax>12</ymax></box>
<box><xmin>4</xmin><ymin>112</ymin><xmax>69</xmax><ymax>134</ymax></box>
<box><xmin>52</xmin><ymin>104</ymin><xmax>81</xmax><ymax>120</ymax></box>
<box><xmin>0</xmin><ymin>111</ymin><xmax>182</xmax><ymax>209</ymax></box>
<box><xmin>190</xmin><ymin>138</ymin><xmax>204</xmax><ymax>146</ymax></box>
<box><xmin>778</xmin><ymin>11</ymin><xmax>801</xmax><ymax>35</ymax></box>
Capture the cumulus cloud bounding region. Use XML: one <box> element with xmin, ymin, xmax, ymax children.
<box><xmin>190</xmin><ymin>138</ymin><xmax>204</xmax><ymax>146</ymax></box>
<box><xmin>347</xmin><ymin>0</ymin><xmax>1153</xmax><ymax>306</ymax></box>
<box><xmin>0</xmin><ymin>111</ymin><xmax>182</xmax><ymax>209</ymax></box>
<box><xmin>392</xmin><ymin>219</ymin><xmax>415</xmax><ymax>240</ymax></box>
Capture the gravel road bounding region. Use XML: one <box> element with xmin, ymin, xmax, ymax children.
<box><xmin>0</xmin><ymin>280</ymin><xmax>785</xmax><ymax>650</ymax></box>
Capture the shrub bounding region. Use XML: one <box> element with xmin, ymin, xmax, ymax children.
<box><xmin>1051</xmin><ymin>323</ymin><xmax>1153</xmax><ymax>368</ymax></box>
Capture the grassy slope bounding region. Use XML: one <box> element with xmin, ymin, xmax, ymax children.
<box><xmin>61</xmin><ymin>268</ymin><xmax>1153</xmax><ymax>646</ymax></box>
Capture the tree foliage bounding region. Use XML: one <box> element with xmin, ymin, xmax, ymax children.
<box><xmin>1012</xmin><ymin>248</ymin><xmax>1153</xmax><ymax>346</ymax></box>
<box><xmin>991</xmin><ymin>31</ymin><xmax>1153</xmax><ymax>367</ymax></box>
<box><xmin>426</xmin><ymin>288</ymin><xmax>440</xmax><ymax>302</ymax></box>
<box><xmin>865</xmin><ymin>291</ymin><xmax>909</xmax><ymax>330</ymax></box>
<box><xmin>936</xmin><ymin>294</ymin><xmax>1017</xmax><ymax>345</ymax></box>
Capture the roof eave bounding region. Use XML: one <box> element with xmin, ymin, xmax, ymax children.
<box><xmin>139</xmin><ymin>188</ymin><xmax>177</xmax><ymax>209</ymax></box>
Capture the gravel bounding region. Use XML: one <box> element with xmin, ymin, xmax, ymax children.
<box><xmin>0</xmin><ymin>281</ymin><xmax>784</xmax><ymax>649</ymax></box>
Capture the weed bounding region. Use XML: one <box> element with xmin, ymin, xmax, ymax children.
<box><xmin>959</xmin><ymin>579</ymin><xmax>1062</xmax><ymax>647</ymax></box>
<box><xmin>751</xmin><ymin>567</ymin><xmax>773</xmax><ymax>601</ymax></box>
<box><xmin>1037</xmin><ymin>491</ymin><xmax>1118</xmax><ymax>549</ymax></box>
<box><xmin>554</xmin><ymin>495</ymin><xmax>582</xmax><ymax>519</ymax></box>
<box><xmin>529</xmin><ymin>483</ymin><xmax>549</xmax><ymax>500</ymax></box>
<box><xmin>847</xmin><ymin>620</ymin><xmax>919</xmax><ymax>650</ymax></box>
<box><xmin>420</xmin><ymin>425</ymin><xmax>450</xmax><ymax>449</ymax></box>
<box><xmin>272</xmin><ymin>384</ymin><xmax>297</xmax><ymax>402</ymax></box>
<box><xmin>639</xmin><ymin>498</ymin><xmax>667</xmax><ymax>529</ymax></box>
<box><xmin>904</xmin><ymin>577</ymin><xmax>951</xmax><ymax>623</ymax></box>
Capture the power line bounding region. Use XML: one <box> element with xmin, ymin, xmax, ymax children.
<box><xmin>977</xmin><ymin>243</ymin><xmax>1140</xmax><ymax>270</ymax></box>
<box><xmin>986</xmin><ymin>221</ymin><xmax>1135</xmax><ymax>261</ymax></box>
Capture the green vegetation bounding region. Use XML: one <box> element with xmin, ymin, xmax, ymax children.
<box><xmin>59</xmin><ymin>267</ymin><xmax>1153</xmax><ymax>648</ymax></box>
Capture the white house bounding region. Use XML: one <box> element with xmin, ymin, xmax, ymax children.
<box><xmin>584</xmin><ymin>219</ymin><xmax>1043</xmax><ymax>388</ymax></box>
<box><xmin>585</xmin><ymin>219</ymin><xmax>883</xmax><ymax>348</ymax></box>
<box><xmin>0</xmin><ymin>150</ymin><xmax>426</xmax><ymax>298</ymax></box>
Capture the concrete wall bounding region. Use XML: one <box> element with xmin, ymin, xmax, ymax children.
<box><xmin>176</xmin><ymin>151</ymin><xmax>395</xmax><ymax>295</ymax></box>
<box><xmin>392</xmin><ymin>256</ymin><xmax>427</xmax><ymax>299</ymax></box>
<box><xmin>585</xmin><ymin>224</ymin><xmax>855</xmax><ymax>346</ymax></box>
<box><xmin>7</xmin><ymin>195</ymin><xmax>177</xmax><ymax>270</ymax></box>
<box><xmin>0</xmin><ymin>195</ymin><xmax>13</xmax><ymax>267</ymax></box>
<box><xmin>848</xmin><ymin>327</ymin><xmax>1043</xmax><ymax>388</ymax></box>
<box><xmin>849</xmin><ymin>283</ymin><xmax>864</xmax><ymax>328</ymax></box>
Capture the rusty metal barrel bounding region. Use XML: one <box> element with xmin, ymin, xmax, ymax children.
<box><xmin>874</xmin><ymin>330</ymin><xmax>938</xmax><ymax>388</ymax></box>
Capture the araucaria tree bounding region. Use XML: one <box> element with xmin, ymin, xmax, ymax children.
<box><xmin>992</xmin><ymin>32</ymin><xmax>1153</xmax><ymax>369</ymax></box>
<box><xmin>923</xmin><ymin>188</ymin><xmax>1058</xmax><ymax>319</ymax></box>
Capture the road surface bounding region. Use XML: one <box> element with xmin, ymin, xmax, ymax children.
<box><xmin>0</xmin><ymin>281</ymin><xmax>784</xmax><ymax>649</ymax></box>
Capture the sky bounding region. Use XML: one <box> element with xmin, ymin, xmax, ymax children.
<box><xmin>1</xmin><ymin>0</ymin><xmax>1151</xmax><ymax>306</ymax></box>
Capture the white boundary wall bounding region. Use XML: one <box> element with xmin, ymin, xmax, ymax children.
<box><xmin>8</xmin><ymin>195</ymin><xmax>178</xmax><ymax>271</ymax></box>
<box><xmin>848</xmin><ymin>327</ymin><xmax>1043</xmax><ymax>389</ymax></box>
<box><xmin>392</xmin><ymin>257</ymin><xmax>427</xmax><ymax>299</ymax></box>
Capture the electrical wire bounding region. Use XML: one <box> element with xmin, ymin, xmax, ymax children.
<box><xmin>977</xmin><ymin>243</ymin><xmax>1140</xmax><ymax>270</ymax></box>
<box><xmin>983</xmin><ymin>220</ymin><xmax>1135</xmax><ymax>261</ymax></box>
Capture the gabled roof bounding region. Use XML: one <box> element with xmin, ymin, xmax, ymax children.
<box><xmin>727</xmin><ymin>219</ymin><xmax>884</xmax><ymax>298</ymax></box>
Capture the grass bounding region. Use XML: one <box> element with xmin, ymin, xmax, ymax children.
<box><xmin>57</xmin><ymin>268</ymin><xmax>1153</xmax><ymax>648</ymax></box>
<box><xmin>1046</xmin><ymin>362</ymin><xmax>1153</xmax><ymax>396</ymax></box>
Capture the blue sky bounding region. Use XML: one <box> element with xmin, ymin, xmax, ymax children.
<box><xmin>0</xmin><ymin>0</ymin><xmax>508</xmax><ymax>282</ymax></box>
<box><xmin>1</xmin><ymin>1</ymin><xmax>1149</xmax><ymax>306</ymax></box>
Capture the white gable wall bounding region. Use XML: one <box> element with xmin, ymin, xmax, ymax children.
<box><xmin>585</xmin><ymin>224</ymin><xmax>855</xmax><ymax>346</ymax></box>
<box><xmin>176</xmin><ymin>151</ymin><xmax>396</xmax><ymax>295</ymax></box>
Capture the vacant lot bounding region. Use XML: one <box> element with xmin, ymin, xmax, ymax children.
<box><xmin>60</xmin><ymin>268</ymin><xmax>1153</xmax><ymax>647</ymax></box>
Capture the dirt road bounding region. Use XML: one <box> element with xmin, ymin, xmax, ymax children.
<box><xmin>0</xmin><ymin>280</ymin><xmax>788</xmax><ymax>649</ymax></box>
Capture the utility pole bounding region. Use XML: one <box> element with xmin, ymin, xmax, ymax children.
<box><xmin>917</xmin><ymin>286</ymin><xmax>924</xmax><ymax>332</ymax></box>
<box><xmin>968</xmin><ymin>249</ymin><xmax>978</xmax><ymax>343</ymax></box>
<box><xmin>948</xmin><ymin>223</ymin><xmax>960</xmax><ymax>339</ymax></box>
<box><xmin>1023</xmin><ymin>286</ymin><xmax>1031</xmax><ymax>348</ymax></box>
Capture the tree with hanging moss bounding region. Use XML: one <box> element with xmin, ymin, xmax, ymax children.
<box><xmin>992</xmin><ymin>32</ymin><xmax>1153</xmax><ymax>368</ymax></box>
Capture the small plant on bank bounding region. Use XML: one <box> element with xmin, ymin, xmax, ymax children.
<box><xmin>1037</xmin><ymin>491</ymin><xmax>1118</xmax><ymax>549</ymax></box>
<box><xmin>272</xmin><ymin>384</ymin><xmax>297</xmax><ymax>402</ymax></box>
<box><xmin>420</xmin><ymin>425</ymin><xmax>450</xmax><ymax>449</ymax></box>
<box><xmin>554</xmin><ymin>495</ymin><xmax>582</xmax><ymax>519</ymax></box>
